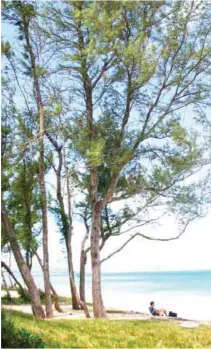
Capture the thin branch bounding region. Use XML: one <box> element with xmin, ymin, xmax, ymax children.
<box><xmin>101</xmin><ymin>216</ymin><xmax>197</xmax><ymax>263</ymax></box>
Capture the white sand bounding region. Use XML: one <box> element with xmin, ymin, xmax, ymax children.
<box><xmin>2</xmin><ymin>302</ymin><xmax>151</xmax><ymax>321</ymax></box>
<box><xmin>2</xmin><ymin>290</ymin><xmax>211</xmax><ymax>324</ymax></box>
<box><xmin>1</xmin><ymin>290</ymin><xmax>19</xmax><ymax>298</ymax></box>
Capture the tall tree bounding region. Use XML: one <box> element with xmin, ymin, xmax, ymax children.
<box><xmin>2</xmin><ymin>1</ymin><xmax>53</xmax><ymax>317</ymax></box>
<box><xmin>44</xmin><ymin>1</ymin><xmax>211</xmax><ymax>317</ymax></box>
<box><xmin>1</xmin><ymin>68</ymin><xmax>45</xmax><ymax>319</ymax></box>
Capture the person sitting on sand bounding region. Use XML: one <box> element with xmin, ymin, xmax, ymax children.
<box><xmin>149</xmin><ymin>301</ymin><xmax>168</xmax><ymax>316</ymax></box>
<box><xmin>149</xmin><ymin>301</ymin><xmax>177</xmax><ymax>317</ymax></box>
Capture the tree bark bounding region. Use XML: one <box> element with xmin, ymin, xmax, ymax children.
<box><xmin>65</xmin><ymin>222</ymin><xmax>90</xmax><ymax>317</ymax></box>
<box><xmin>79</xmin><ymin>219</ymin><xmax>90</xmax><ymax>303</ymax></box>
<box><xmin>79</xmin><ymin>250</ymin><xmax>87</xmax><ymax>303</ymax></box>
<box><xmin>63</xmin><ymin>146</ymin><xmax>81</xmax><ymax>310</ymax></box>
<box><xmin>21</xmin><ymin>11</ymin><xmax>53</xmax><ymax>318</ymax></box>
<box><xmin>1</xmin><ymin>208</ymin><xmax>45</xmax><ymax>319</ymax></box>
<box><xmin>32</xmin><ymin>248</ymin><xmax>64</xmax><ymax>313</ymax></box>
<box><xmin>2</xmin><ymin>270</ymin><xmax>12</xmax><ymax>301</ymax></box>
<box><xmin>91</xmin><ymin>202</ymin><xmax>107</xmax><ymax>318</ymax></box>
<box><xmin>65</xmin><ymin>232</ymin><xmax>80</xmax><ymax>309</ymax></box>
<box><xmin>1</xmin><ymin>261</ymin><xmax>26</xmax><ymax>298</ymax></box>
<box><xmin>74</xmin><ymin>2</ymin><xmax>106</xmax><ymax>317</ymax></box>
<box><xmin>39</xmin><ymin>108</ymin><xmax>53</xmax><ymax>318</ymax></box>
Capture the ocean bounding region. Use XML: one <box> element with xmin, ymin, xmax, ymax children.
<box><xmin>30</xmin><ymin>269</ymin><xmax>211</xmax><ymax>321</ymax></box>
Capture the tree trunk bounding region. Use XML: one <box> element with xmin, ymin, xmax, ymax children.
<box><xmin>80</xmin><ymin>220</ymin><xmax>90</xmax><ymax>303</ymax></box>
<box><xmin>66</xmin><ymin>250</ymin><xmax>91</xmax><ymax>319</ymax></box>
<box><xmin>79</xmin><ymin>250</ymin><xmax>87</xmax><ymax>303</ymax></box>
<box><xmin>2</xmin><ymin>270</ymin><xmax>12</xmax><ymax>301</ymax></box>
<box><xmin>74</xmin><ymin>3</ymin><xmax>105</xmax><ymax>317</ymax></box>
<box><xmin>1</xmin><ymin>261</ymin><xmax>26</xmax><ymax>298</ymax></box>
<box><xmin>63</xmin><ymin>146</ymin><xmax>81</xmax><ymax>310</ymax></box>
<box><xmin>21</xmin><ymin>12</ymin><xmax>53</xmax><ymax>318</ymax></box>
<box><xmin>66</xmin><ymin>223</ymin><xmax>90</xmax><ymax>317</ymax></box>
<box><xmin>39</xmin><ymin>114</ymin><xmax>53</xmax><ymax>318</ymax></box>
<box><xmin>1</xmin><ymin>208</ymin><xmax>45</xmax><ymax>319</ymax></box>
<box><xmin>91</xmin><ymin>203</ymin><xmax>107</xmax><ymax>318</ymax></box>
<box><xmin>34</xmin><ymin>252</ymin><xmax>61</xmax><ymax>311</ymax></box>
<box><xmin>32</xmin><ymin>248</ymin><xmax>64</xmax><ymax>313</ymax></box>
<box><xmin>65</xmin><ymin>233</ymin><xmax>80</xmax><ymax>310</ymax></box>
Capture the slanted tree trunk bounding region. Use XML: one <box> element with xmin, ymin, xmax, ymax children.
<box><xmin>1</xmin><ymin>208</ymin><xmax>45</xmax><ymax>319</ymax></box>
<box><xmin>21</xmin><ymin>11</ymin><xmax>53</xmax><ymax>318</ymax></box>
<box><xmin>1</xmin><ymin>261</ymin><xmax>26</xmax><ymax>298</ymax></box>
<box><xmin>32</xmin><ymin>248</ymin><xmax>64</xmax><ymax>313</ymax></box>
<box><xmin>2</xmin><ymin>270</ymin><xmax>12</xmax><ymax>301</ymax></box>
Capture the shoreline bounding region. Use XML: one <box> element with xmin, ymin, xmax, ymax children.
<box><xmin>2</xmin><ymin>290</ymin><xmax>211</xmax><ymax>324</ymax></box>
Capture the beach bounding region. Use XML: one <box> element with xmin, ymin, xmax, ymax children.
<box><xmin>4</xmin><ymin>269</ymin><xmax>211</xmax><ymax>322</ymax></box>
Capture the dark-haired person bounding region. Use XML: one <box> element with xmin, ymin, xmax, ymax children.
<box><xmin>149</xmin><ymin>301</ymin><xmax>177</xmax><ymax>317</ymax></box>
<box><xmin>149</xmin><ymin>301</ymin><xmax>168</xmax><ymax>316</ymax></box>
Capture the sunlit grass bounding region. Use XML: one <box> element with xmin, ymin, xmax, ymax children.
<box><xmin>4</xmin><ymin>309</ymin><xmax>211</xmax><ymax>348</ymax></box>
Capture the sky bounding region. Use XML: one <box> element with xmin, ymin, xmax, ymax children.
<box><xmin>45</xmin><ymin>206</ymin><xmax>211</xmax><ymax>273</ymax></box>
<box><xmin>4</xmin><ymin>205</ymin><xmax>211</xmax><ymax>274</ymax></box>
<box><xmin>1</xmin><ymin>9</ymin><xmax>211</xmax><ymax>275</ymax></box>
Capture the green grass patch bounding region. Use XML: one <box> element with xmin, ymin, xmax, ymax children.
<box><xmin>3</xmin><ymin>309</ymin><xmax>211</xmax><ymax>348</ymax></box>
<box><xmin>1</xmin><ymin>294</ymin><xmax>73</xmax><ymax>306</ymax></box>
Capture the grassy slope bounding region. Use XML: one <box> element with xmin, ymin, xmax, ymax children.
<box><xmin>4</xmin><ymin>309</ymin><xmax>211</xmax><ymax>348</ymax></box>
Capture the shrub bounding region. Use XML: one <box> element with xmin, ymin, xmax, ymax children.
<box><xmin>1</xmin><ymin>310</ymin><xmax>45</xmax><ymax>348</ymax></box>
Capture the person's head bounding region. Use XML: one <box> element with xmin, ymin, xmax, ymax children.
<box><xmin>150</xmin><ymin>301</ymin><xmax>155</xmax><ymax>307</ymax></box>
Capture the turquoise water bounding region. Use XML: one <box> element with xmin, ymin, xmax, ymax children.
<box><xmin>98</xmin><ymin>270</ymin><xmax>211</xmax><ymax>294</ymax></box>
<box><xmin>5</xmin><ymin>269</ymin><xmax>211</xmax><ymax>320</ymax></box>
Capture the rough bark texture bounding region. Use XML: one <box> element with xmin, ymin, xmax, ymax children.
<box><xmin>1</xmin><ymin>260</ymin><xmax>27</xmax><ymax>298</ymax></box>
<box><xmin>1</xmin><ymin>208</ymin><xmax>45</xmax><ymax>319</ymax></box>
<box><xmin>79</xmin><ymin>250</ymin><xmax>87</xmax><ymax>303</ymax></box>
<box><xmin>91</xmin><ymin>202</ymin><xmax>107</xmax><ymax>318</ymax></box>
<box><xmin>33</xmin><ymin>248</ymin><xmax>64</xmax><ymax>313</ymax></box>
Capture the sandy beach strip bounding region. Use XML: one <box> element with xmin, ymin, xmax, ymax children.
<box><xmin>2</xmin><ymin>290</ymin><xmax>211</xmax><ymax>324</ymax></box>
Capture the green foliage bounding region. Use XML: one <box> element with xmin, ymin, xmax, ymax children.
<box><xmin>49</xmin><ymin>202</ymin><xmax>69</xmax><ymax>240</ymax></box>
<box><xmin>86</xmin><ymin>138</ymin><xmax>105</xmax><ymax>167</ymax></box>
<box><xmin>1</xmin><ymin>310</ymin><xmax>45</xmax><ymax>348</ymax></box>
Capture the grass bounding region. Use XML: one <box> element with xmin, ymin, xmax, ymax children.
<box><xmin>1</xmin><ymin>294</ymin><xmax>74</xmax><ymax>306</ymax></box>
<box><xmin>3</xmin><ymin>309</ymin><xmax>211</xmax><ymax>348</ymax></box>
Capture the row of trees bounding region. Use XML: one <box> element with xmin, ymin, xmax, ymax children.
<box><xmin>1</xmin><ymin>0</ymin><xmax>211</xmax><ymax>318</ymax></box>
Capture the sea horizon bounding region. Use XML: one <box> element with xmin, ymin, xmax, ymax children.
<box><xmin>4</xmin><ymin>267</ymin><xmax>210</xmax><ymax>322</ymax></box>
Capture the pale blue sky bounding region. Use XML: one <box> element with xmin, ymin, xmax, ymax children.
<box><xmin>2</xmin><ymin>11</ymin><xmax>211</xmax><ymax>274</ymax></box>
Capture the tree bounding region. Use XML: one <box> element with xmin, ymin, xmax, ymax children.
<box><xmin>1</xmin><ymin>261</ymin><xmax>27</xmax><ymax>298</ymax></box>
<box><xmin>2</xmin><ymin>1</ymin><xmax>54</xmax><ymax>317</ymax></box>
<box><xmin>1</xmin><ymin>49</ymin><xmax>45</xmax><ymax>319</ymax></box>
<box><xmin>46</xmin><ymin>134</ymin><xmax>90</xmax><ymax>317</ymax></box>
<box><xmin>2</xmin><ymin>208</ymin><xmax>45</xmax><ymax>319</ymax></box>
<box><xmin>44</xmin><ymin>1</ymin><xmax>211</xmax><ymax>317</ymax></box>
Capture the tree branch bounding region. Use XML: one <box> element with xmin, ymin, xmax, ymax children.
<box><xmin>101</xmin><ymin>216</ymin><xmax>197</xmax><ymax>263</ymax></box>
